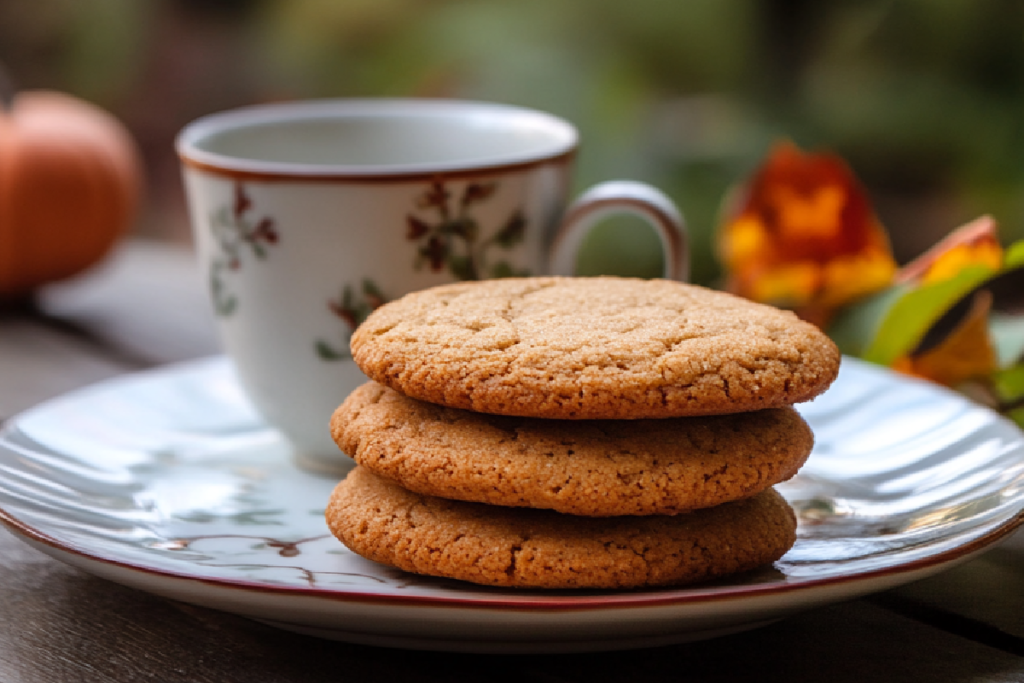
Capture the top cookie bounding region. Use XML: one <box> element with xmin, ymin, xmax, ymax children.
<box><xmin>351</xmin><ymin>277</ymin><xmax>840</xmax><ymax>419</ymax></box>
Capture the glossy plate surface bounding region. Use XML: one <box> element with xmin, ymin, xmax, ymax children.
<box><xmin>1</xmin><ymin>356</ymin><xmax>1023</xmax><ymax>653</ymax></box>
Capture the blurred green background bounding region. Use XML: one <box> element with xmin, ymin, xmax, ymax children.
<box><xmin>3</xmin><ymin>0</ymin><xmax>1024</xmax><ymax>286</ymax></box>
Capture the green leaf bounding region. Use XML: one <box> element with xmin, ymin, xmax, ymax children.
<box><xmin>315</xmin><ymin>339</ymin><xmax>349</xmax><ymax>361</ymax></box>
<box><xmin>992</xmin><ymin>364</ymin><xmax>1024</xmax><ymax>428</ymax></box>
<box><xmin>212</xmin><ymin>206</ymin><xmax>231</xmax><ymax>229</ymax></box>
<box><xmin>441</xmin><ymin>218</ymin><xmax>478</xmax><ymax>241</ymax></box>
<box><xmin>827</xmin><ymin>285</ymin><xmax>908</xmax><ymax>358</ymax></box>
<box><xmin>1004</xmin><ymin>240</ymin><xmax>1024</xmax><ymax>269</ymax></box>
<box><xmin>214</xmin><ymin>294</ymin><xmax>237</xmax><ymax>318</ymax></box>
<box><xmin>448</xmin><ymin>255</ymin><xmax>478</xmax><ymax>281</ymax></box>
<box><xmin>862</xmin><ymin>265</ymin><xmax>997</xmax><ymax>366</ymax></box>
<box><xmin>993</xmin><ymin>364</ymin><xmax>1024</xmax><ymax>402</ymax></box>
<box><xmin>460</xmin><ymin>218</ymin><xmax>480</xmax><ymax>242</ymax></box>
<box><xmin>362</xmin><ymin>279</ymin><xmax>385</xmax><ymax>301</ymax></box>
<box><xmin>488</xmin><ymin>261</ymin><xmax>516</xmax><ymax>279</ymax></box>
<box><xmin>209</xmin><ymin>266</ymin><xmax>237</xmax><ymax>318</ymax></box>
<box><xmin>488</xmin><ymin>261</ymin><xmax>531</xmax><ymax>279</ymax></box>
<box><xmin>493</xmin><ymin>210</ymin><xmax>527</xmax><ymax>248</ymax></box>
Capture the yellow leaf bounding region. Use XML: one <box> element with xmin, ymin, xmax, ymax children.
<box><xmin>895</xmin><ymin>290</ymin><xmax>998</xmax><ymax>387</ymax></box>
<box><xmin>896</xmin><ymin>215</ymin><xmax>1003</xmax><ymax>285</ymax></box>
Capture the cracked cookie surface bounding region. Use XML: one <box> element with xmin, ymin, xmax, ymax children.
<box><xmin>350</xmin><ymin>276</ymin><xmax>840</xmax><ymax>419</ymax></box>
<box><xmin>326</xmin><ymin>467</ymin><xmax>798</xmax><ymax>589</ymax></box>
<box><xmin>332</xmin><ymin>382</ymin><xmax>813</xmax><ymax>516</ymax></box>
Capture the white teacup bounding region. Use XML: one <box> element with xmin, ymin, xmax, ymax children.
<box><xmin>177</xmin><ymin>98</ymin><xmax>687</xmax><ymax>474</ymax></box>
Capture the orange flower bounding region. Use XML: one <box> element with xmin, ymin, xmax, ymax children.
<box><xmin>718</xmin><ymin>141</ymin><xmax>897</xmax><ymax>326</ymax></box>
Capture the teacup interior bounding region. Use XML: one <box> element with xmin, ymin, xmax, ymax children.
<box><xmin>188</xmin><ymin>103</ymin><xmax>576</xmax><ymax>170</ymax></box>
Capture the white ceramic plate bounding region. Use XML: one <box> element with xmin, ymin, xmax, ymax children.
<box><xmin>1</xmin><ymin>357</ymin><xmax>1023</xmax><ymax>653</ymax></box>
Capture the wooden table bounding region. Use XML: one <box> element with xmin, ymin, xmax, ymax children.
<box><xmin>3</xmin><ymin>239</ymin><xmax>1024</xmax><ymax>682</ymax></box>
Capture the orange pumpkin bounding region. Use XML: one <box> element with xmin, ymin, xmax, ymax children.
<box><xmin>0</xmin><ymin>90</ymin><xmax>141</xmax><ymax>298</ymax></box>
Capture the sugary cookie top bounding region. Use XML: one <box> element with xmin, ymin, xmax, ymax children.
<box><xmin>350</xmin><ymin>277</ymin><xmax>840</xmax><ymax>419</ymax></box>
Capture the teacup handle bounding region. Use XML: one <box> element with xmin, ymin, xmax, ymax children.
<box><xmin>548</xmin><ymin>180</ymin><xmax>689</xmax><ymax>281</ymax></box>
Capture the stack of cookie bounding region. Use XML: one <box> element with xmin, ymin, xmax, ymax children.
<box><xmin>325</xmin><ymin>277</ymin><xmax>840</xmax><ymax>589</ymax></box>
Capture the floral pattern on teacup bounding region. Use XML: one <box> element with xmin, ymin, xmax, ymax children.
<box><xmin>208</xmin><ymin>182</ymin><xmax>279</xmax><ymax>316</ymax></box>
<box><xmin>315</xmin><ymin>279</ymin><xmax>388</xmax><ymax>360</ymax></box>
<box><xmin>316</xmin><ymin>178</ymin><xmax>530</xmax><ymax>362</ymax></box>
<box><xmin>407</xmin><ymin>178</ymin><xmax>531</xmax><ymax>280</ymax></box>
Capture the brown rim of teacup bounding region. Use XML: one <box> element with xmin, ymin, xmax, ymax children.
<box><xmin>176</xmin><ymin>98</ymin><xmax>579</xmax><ymax>184</ymax></box>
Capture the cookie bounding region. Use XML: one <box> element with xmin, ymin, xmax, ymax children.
<box><xmin>327</xmin><ymin>467</ymin><xmax>797</xmax><ymax>589</ymax></box>
<box><xmin>332</xmin><ymin>381</ymin><xmax>813</xmax><ymax>516</ymax></box>
<box><xmin>350</xmin><ymin>277</ymin><xmax>840</xmax><ymax>419</ymax></box>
